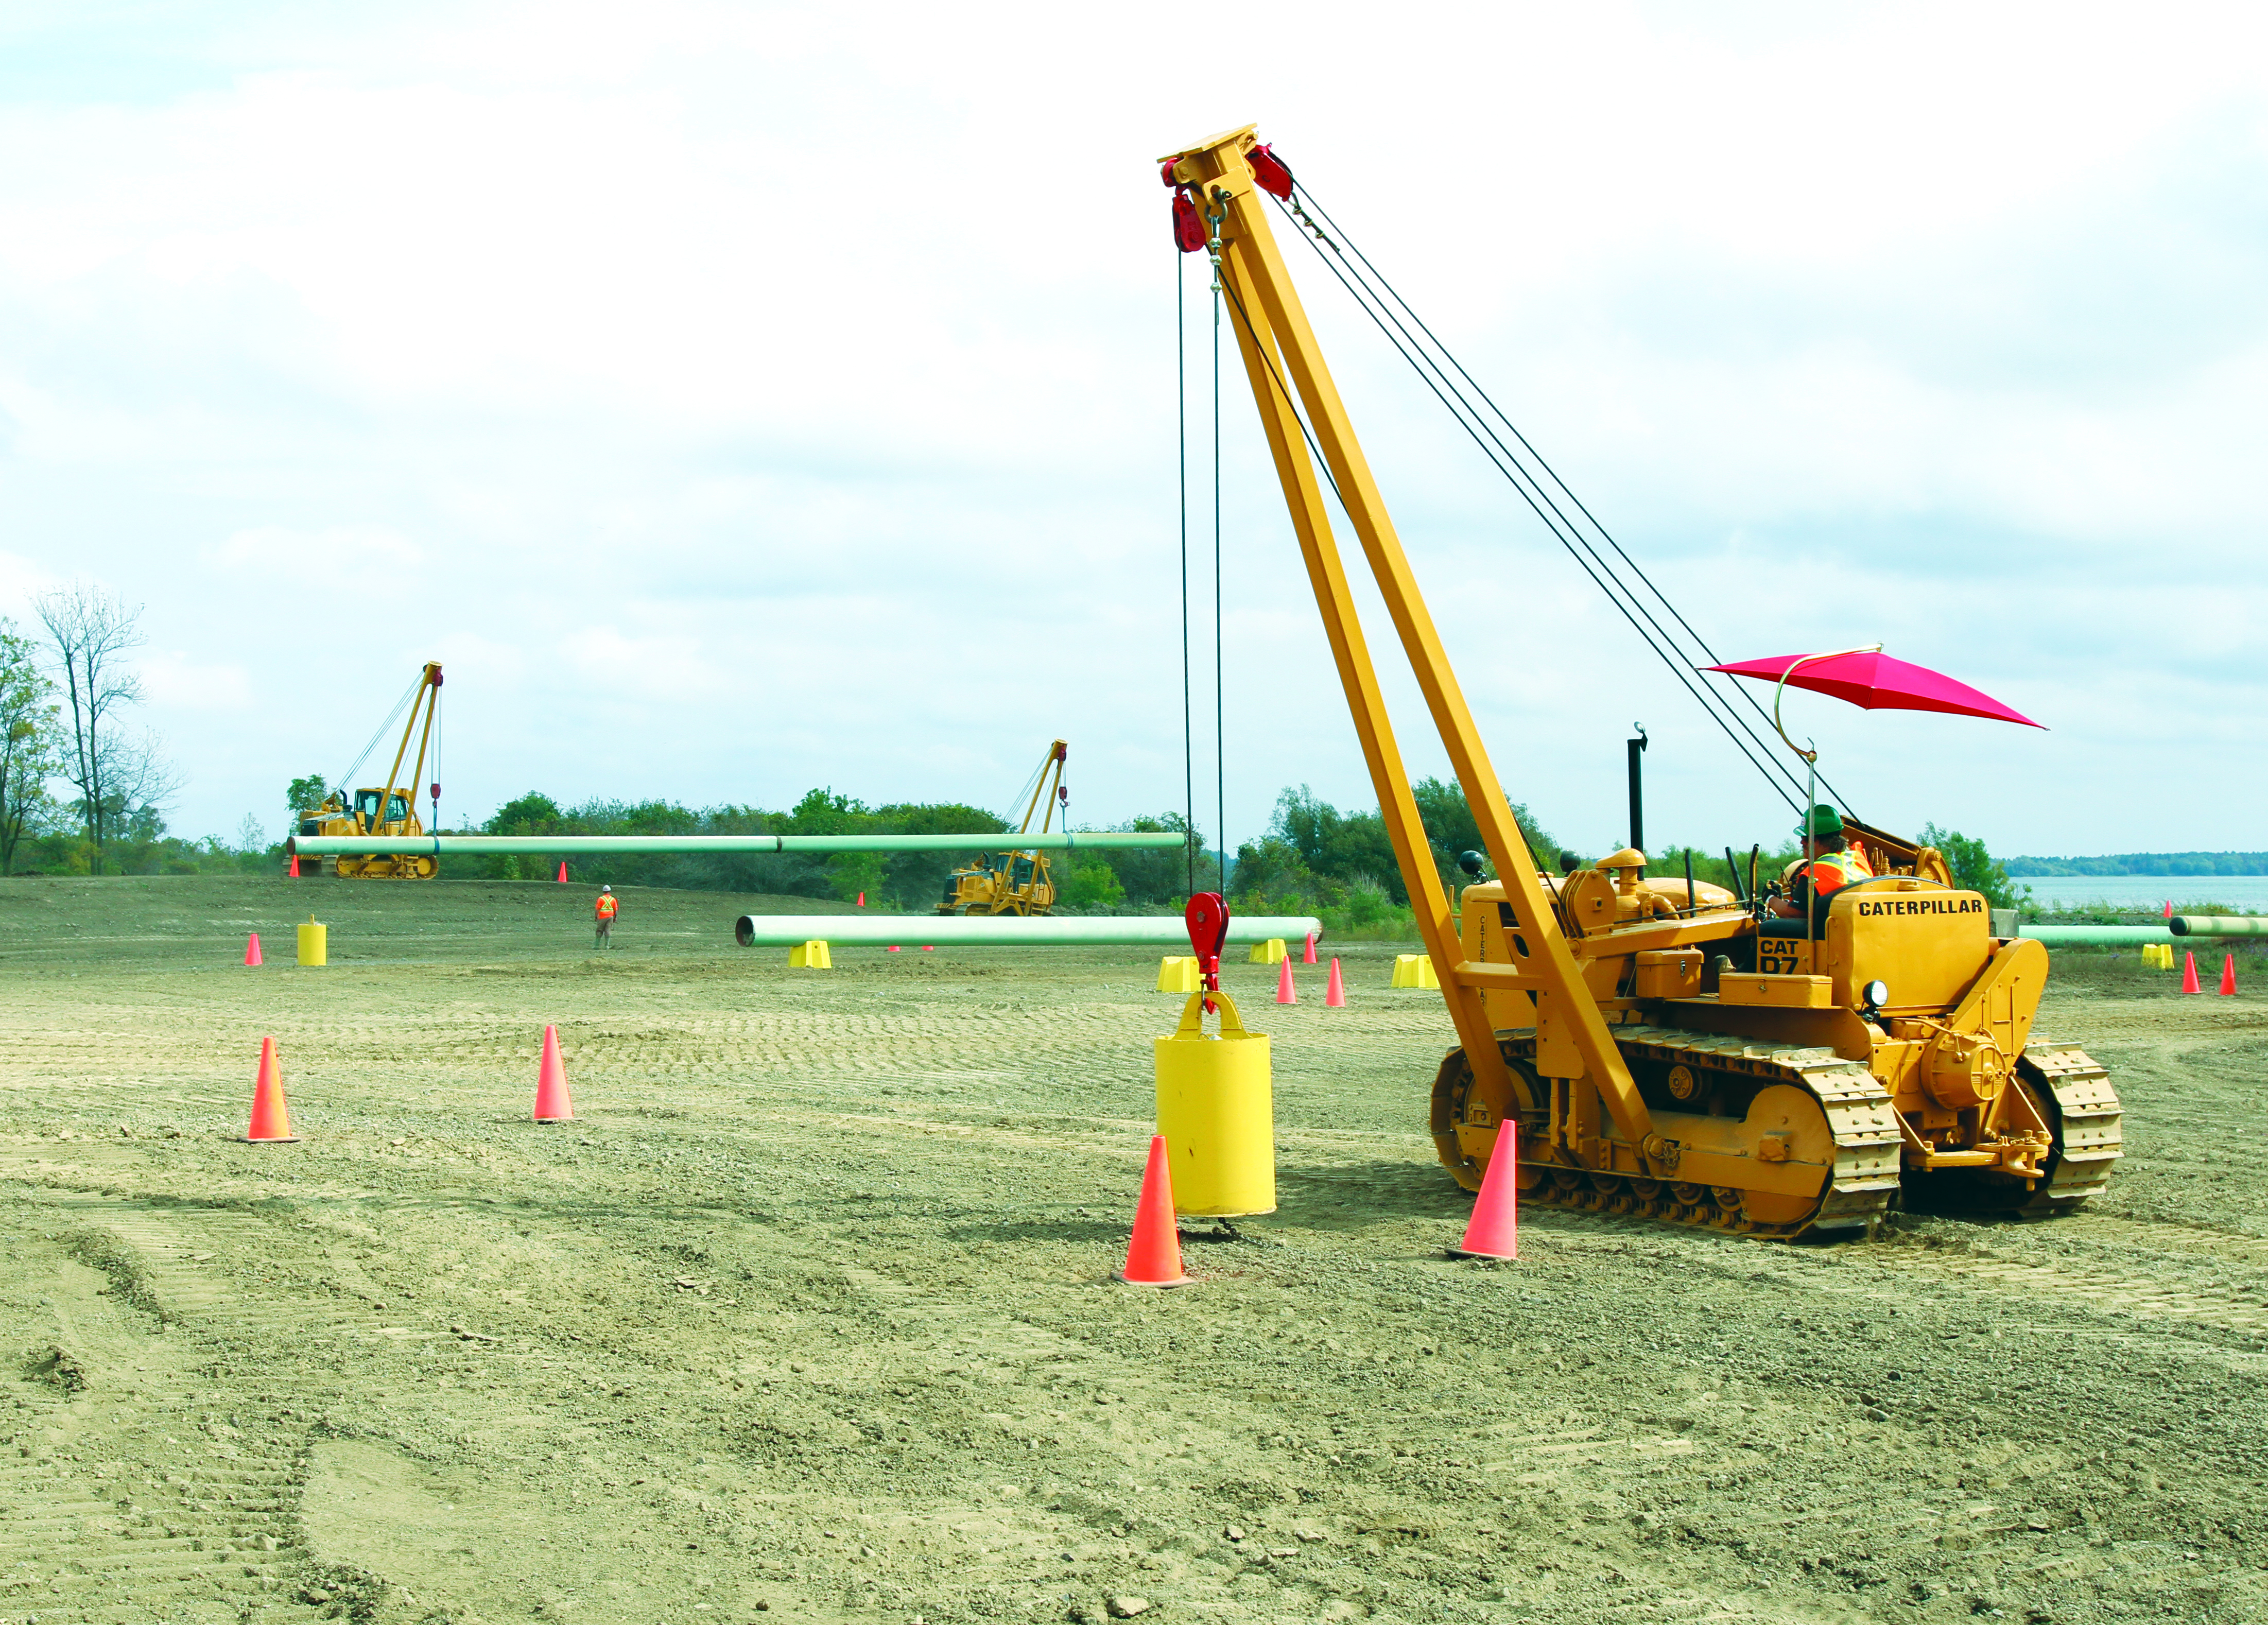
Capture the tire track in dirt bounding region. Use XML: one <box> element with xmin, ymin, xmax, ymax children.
<box><xmin>0</xmin><ymin>1198</ymin><xmax>356</xmax><ymax>1624</ymax></box>
<box><xmin>2061</xmin><ymin>1214</ymin><xmax>2268</xmax><ymax>1266</ymax></box>
<box><xmin>1873</xmin><ymin>1250</ymin><xmax>2268</xmax><ymax>1338</ymax></box>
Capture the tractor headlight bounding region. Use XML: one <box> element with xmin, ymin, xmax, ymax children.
<box><xmin>1863</xmin><ymin>979</ymin><xmax>1890</xmax><ymax>1011</ymax></box>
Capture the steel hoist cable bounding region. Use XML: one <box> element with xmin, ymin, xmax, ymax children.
<box><xmin>1271</xmin><ymin>208</ymin><xmax>1803</xmax><ymax>812</ymax></box>
<box><xmin>1211</xmin><ymin>243</ymin><xmax>1227</xmax><ymax>887</ymax></box>
<box><xmin>1003</xmin><ymin>754</ymin><xmax>1050</xmax><ymax>833</ymax></box>
<box><xmin>1208</xmin><ymin>231</ymin><xmax>1808</xmax><ymax>829</ymax></box>
<box><xmin>1278</xmin><ymin>187</ymin><xmax>1817</xmax><ymax>808</ymax></box>
<box><xmin>1176</xmin><ymin>245</ymin><xmax>1198</xmax><ymax>893</ymax></box>
<box><xmin>1271</xmin><ymin>185</ymin><xmax>1849</xmax><ymax>817</ymax></box>
<box><xmin>430</xmin><ymin>683</ymin><xmax>442</xmax><ymax>830</ymax></box>
<box><xmin>334</xmin><ymin>671</ymin><xmax>424</xmax><ymax>796</ymax></box>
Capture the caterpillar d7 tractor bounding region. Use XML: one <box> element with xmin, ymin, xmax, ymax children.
<box><xmin>1162</xmin><ymin>125</ymin><xmax>2121</xmax><ymax>1235</ymax></box>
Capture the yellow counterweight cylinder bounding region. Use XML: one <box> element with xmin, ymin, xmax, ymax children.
<box><xmin>1153</xmin><ymin>990</ymin><xmax>1275</xmax><ymax>1217</ymax></box>
<box><xmin>297</xmin><ymin>919</ymin><xmax>327</xmax><ymax>967</ymax></box>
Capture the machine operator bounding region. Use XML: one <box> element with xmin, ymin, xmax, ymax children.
<box><xmin>1770</xmin><ymin>805</ymin><xmax>1872</xmax><ymax>918</ymax></box>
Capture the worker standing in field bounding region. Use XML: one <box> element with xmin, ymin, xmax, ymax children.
<box><xmin>595</xmin><ymin>884</ymin><xmax>619</xmax><ymax>949</ymax></box>
<box><xmin>1770</xmin><ymin>806</ymin><xmax>1873</xmax><ymax>919</ymax></box>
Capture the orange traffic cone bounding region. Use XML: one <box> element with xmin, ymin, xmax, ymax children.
<box><xmin>2164</xmin><ymin>899</ymin><xmax>2174</xmax><ymax>919</ymax></box>
<box><xmin>287</xmin><ymin>854</ymin><xmax>300</xmax><ymax>878</ymax></box>
<box><xmin>1449</xmin><ymin>1121</ymin><xmax>1518</xmax><ymax>1260</ymax></box>
<box><xmin>856</xmin><ymin>891</ymin><xmax>865</xmax><ymax>907</ymax></box>
<box><xmin>2183</xmin><ymin>951</ymin><xmax>2201</xmax><ymax>994</ymax></box>
<box><xmin>244</xmin><ymin>932</ymin><xmax>262</xmax><ymax>967</ymax></box>
<box><xmin>1115</xmin><ymin>1134</ymin><xmax>1189</xmax><ymax>1287</ymax></box>
<box><xmin>1276</xmin><ymin>956</ymin><xmax>1297</xmax><ymax>1004</ymax></box>
<box><xmin>1303</xmin><ymin>932</ymin><xmax>1317</xmax><ymax>964</ymax></box>
<box><xmin>556</xmin><ymin>861</ymin><xmax>568</xmax><ymax>884</ymax></box>
<box><xmin>533</xmin><ymin>1025</ymin><xmax>573</xmax><ymax>1122</ymax></box>
<box><xmin>887</xmin><ymin>944</ymin><xmax>901</xmax><ymax>952</ymax></box>
<box><xmin>1325</xmin><ymin>957</ymin><xmax>1346</xmax><ymax>1007</ymax></box>
<box><xmin>2221</xmin><ymin>954</ymin><xmax>2238</xmax><ymax>996</ymax></box>
<box><xmin>243</xmin><ymin>1037</ymin><xmax>298</xmax><ymax>1143</ymax></box>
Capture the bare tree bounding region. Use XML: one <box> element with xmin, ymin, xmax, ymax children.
<box><xmin>105</xmin><ymin>729</ymin><xmax>183</xmax><ymax>844</ymax></box>
<box><xmin>0</xmin><ymin>618</ymin><xmax>62</xmax><ymax>874</ymax></box>
<box><xmin>34</xmin><ymin>582</ymin><xmax>147</xmax><ymax>874</ymax></box>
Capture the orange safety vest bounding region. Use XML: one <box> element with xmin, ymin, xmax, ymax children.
<box><xmin>595</xmin><ymin>893</ymin><xmax>618</xmax><ymax>920</ymax></box>
<box><xmin>1802</xmin><ymin>845</ymin><xmax>1874</xmax><ymax>900</ymax></box>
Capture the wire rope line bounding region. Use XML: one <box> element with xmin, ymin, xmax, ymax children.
<box><xmin>1260</xmin><ymin>209</ymin><xmax>1802</xmax><ymax>811</ymax></box>
<box><xmin>429</xmin><ymin>684</ymin><xmax>443</xmax><ymax>830</ymax></box>
<box><xmin>1002</xmin><ymin>753</ymin><xmax>1051</xmax><ymax>833</ymax></box>
<box><xmin>1212</xmin><ymin>258</ymin><xmax>1227</xmax><ymax>891</ymax></box>
<box><xmin>1273</xmin><ymin>185</ymin><xmax>1847</xmax><ymax>816</ymax></box>
<box><xmin>1206</xmin><ymin>239</ymin><xmax>1805</xmax><ymax>820</ymax></box>
<box><xmin>1297</xmin><ymin>188</ymin><xmax>1791</xmax><ymax>703</ymax></box>
<box><xmin>1177</xmin><ymin>248</ymin><xmax>1197</xmax><ymax>894</ymax></box>
<box><xmin>1278</xmin><ymin>194</ymin><xmax>1813</xmax><ymax>803</ymax></box>
<box><xmin>333</xmin><ymin>671</ymin><xmax>424</xmax><ymax>796</ymax></box>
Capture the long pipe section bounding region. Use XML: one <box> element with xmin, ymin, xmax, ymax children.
<box><xmin>2017</xmin><ymin>924</ymin><xmax>2184</xmax><ymax>946</ymax></box>
<box><xmin>735</xmin><ymin>914</ymin><xmax>1324</xmax><ymax>948</ymax></box>
<box><xmin>2169</xmin><ymin>915</ymin><xmax>2268</xmax><ymax>937</ymax></box>
<box><xmin>290</xmin><ymin>832</ymin><xmax>1186</xmax><ymax>857</ymax></box>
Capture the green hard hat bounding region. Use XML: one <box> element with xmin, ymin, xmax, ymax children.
<box><xmin>1795</xmin><ymin>804</ymin><xmax>1844</xmax><ymax>839</ymax></box>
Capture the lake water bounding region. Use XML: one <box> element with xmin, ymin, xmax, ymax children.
<box><xmin>2013</xmin><ymin>872</ymin><xmax>2268</xmax><ymax>912</ymax></box>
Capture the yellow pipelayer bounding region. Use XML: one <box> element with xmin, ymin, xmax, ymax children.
<box><xmin>936</xmin><ymin>739</ymin><xmax>1070</xmax><ymax>916</ymax></box>
<box><xmin>1159</xmin><ymin>126</ymin><xmax>2120</xmax><ymax>1234</ymax></box>
<box><xmin>292</xmin><ymin>662</ymin><xmax>443</xmax><ymax>880</ymax></box>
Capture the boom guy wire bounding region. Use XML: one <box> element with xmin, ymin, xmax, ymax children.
<box><xmin>1270</xmin><ymin>184</ymin><xmax>1850</xmax><ymax>819</ymax></box>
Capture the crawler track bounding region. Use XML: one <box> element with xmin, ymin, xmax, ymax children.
<box><xmin>2013</xmin><ymin>1041</ymin><xmax>2125</xmax><ymax>1214</ymax></box>
<box><xmin>1432</xmin><ymin>1027</ymin><xmax>1902</xmax><ymax>1239</ymax></box>
<box><xmin>1436</xmin><ymin>1030</ymin><xmax>2124</xmax><ymax>1237</ymax></box>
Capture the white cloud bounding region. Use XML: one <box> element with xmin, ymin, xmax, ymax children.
<box><xmin>203</xmin><ymin>524</ymin><xmax>422</xmax><ymax>571</ymax></box>
<box><xmin>140</xmin><ymin>650</ymin><xmax>254</xmax><ymax>712</ymax></box>
<box><xmin>0</xmin><ymin>1</ymin><xmax>2262</xmax><ymax>854</ymax></box>
<box><xmin>0</xmin><ymin>550</ymin><xmax>63</xmax><ymax>621</ymax></box>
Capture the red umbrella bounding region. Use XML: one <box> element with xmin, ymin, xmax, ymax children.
<box><xmin>1706</xmin><ymin>647</ymin><xmax>2042</xmax><ymax>732</ymax></box>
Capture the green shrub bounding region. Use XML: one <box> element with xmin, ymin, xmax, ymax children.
<box><xmin>1059</xmin><ymin>857</ymin><xmax>1127</xmax><ymax>910</ymax></box>
<box><xmin>1918</xmin><ymin>823</ymin><xmax>2028</xmax><ymax>910</ymax></box>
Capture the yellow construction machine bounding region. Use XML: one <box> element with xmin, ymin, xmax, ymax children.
<box><xmin>936</xmin><ymin>740</ymin><xmax>1070</xmax><ymax>915</ymax></box>
<box><xmin>293</xmin><ymin>662</ymin><xmax>444</xmax><ymax>879</ymax></box>
<box><xmin>1163</xmin><ymin>126</ymin><xmax>2121</xmax><ymax>1234</ymax></box>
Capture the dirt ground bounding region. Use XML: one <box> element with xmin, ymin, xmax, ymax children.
<box><xmin>1</xmin><ymin>875</ymin><xmax>2263</xmax><ymax>1625</ymax></box>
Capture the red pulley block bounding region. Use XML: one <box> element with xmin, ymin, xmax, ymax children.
<box><xmin>1171</xmin><ymin>191</ymin><xmax>1206</xmax><ymax>253</ymax></box>
<box><xmin>1184</xmin><ymin>891</ymin><xmax>1230</xmax><ymax>1008</ymax></box>
<box><xmin>1247</xmin><ymin>142</ymin><xmax>1294</xmax><ymax>200</ymax></box>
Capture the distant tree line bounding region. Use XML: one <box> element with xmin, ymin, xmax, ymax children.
<box><xmin>0</xmin><ymin>591</ymin><xmax>2040</xmax><ymax>924</ymax></box>
<box><xmin>1219</xmin><ymin>785</ymin><xmax>2029</xmax><ymax>929</ymax></box>
<box><xmin>2004</xmin><ymin>851</ymin><xmax>2268</xmax><ymax>877</ymax></box>
<box><xmin>1226</xmin><ymin>780</ymin><xmax>1557</xmax><ymax>936</ymax></box>
<box><xmin>272</xmin><ymin>780</ymin><xmax>2021</xmax><ymax>919</ymax></box>
<box><xmin>411</xmin><ymin>788</ymin><xmax>1219</xmax><ymax>913</ymax></box>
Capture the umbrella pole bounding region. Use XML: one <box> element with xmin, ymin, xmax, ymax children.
<box><xmin>1805</xmin><ymin>752</ymin><xmax>1818</xmax><ymax>947</ymax></box>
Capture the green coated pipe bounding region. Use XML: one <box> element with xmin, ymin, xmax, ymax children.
<box><xmin>2017</xmin><ymin>924</ymin><xmax>2181</xmax><ymax>946</ymax></box>
<box><xmin>734</xmin><ymin>914</ymin><xmax>1323</xmax><ymax>948</ymax></box>
<box><xmin>289</xmin><ymin>831</ymin><xmax>1186</xmax><ymax>858</ymax></box>
<box><xmin>2170</xmin><ymin>915</ymin><xmax>2268</xmax><ymax>937</ymax></box>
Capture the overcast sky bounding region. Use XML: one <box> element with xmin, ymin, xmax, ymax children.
<box><xmin>1</xmin><ymin>2</ymin><xmax>2261</xmax><ymax>863</ymax></box>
